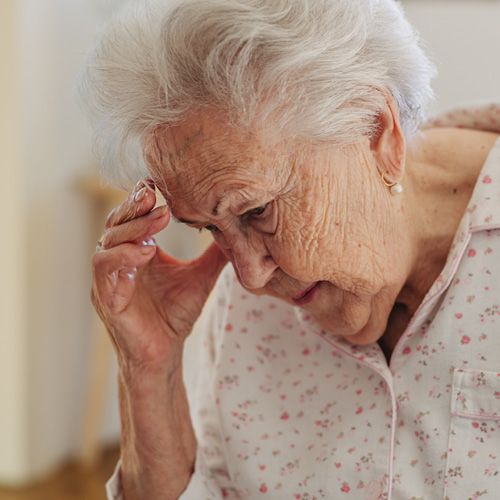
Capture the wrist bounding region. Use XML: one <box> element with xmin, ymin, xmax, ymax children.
<box><xmin>117</xmin><ymin>357</ymin><xmax>195</xmax><ymax>472</ymax></box>
<box><xmin>118</xmin><ymin>340</ymin><xmax>184</xmax><ymax>383</ymax></box>
<box><xmin>120</xmin><ymin>455</ymin><xmax>192</xmax><ymax>500</ymax></box>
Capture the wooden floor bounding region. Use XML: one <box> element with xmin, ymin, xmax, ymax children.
<box><xmin>0</xmin><ymin>445</ymin><xmax>120</xmax><ymax>500</ymax></box>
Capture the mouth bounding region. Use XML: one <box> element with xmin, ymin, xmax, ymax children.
<box><xmin>292</xmin><ymin>282</ymin><xmax>321</xmax><ymax>305</ymax></box>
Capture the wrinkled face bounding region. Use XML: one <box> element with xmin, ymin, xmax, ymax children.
<box><xmin>146</xmin><ymin>109</ymin><xmax>409</xmax><ymax>346</ymax></box>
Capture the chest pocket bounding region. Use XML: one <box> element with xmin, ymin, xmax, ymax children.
<box><xmin>443</xmin><ymin>368</ymin><xmax>500</xmax><ymax>499</ymax></box>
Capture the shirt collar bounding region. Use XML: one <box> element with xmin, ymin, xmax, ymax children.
<box><xmin>465</xmin><ymin>136</ymin><xmax>500</xmax><ymax>232</ymax></box>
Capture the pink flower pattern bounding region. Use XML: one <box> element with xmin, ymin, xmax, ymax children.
<box><xmin>107</xmin><ymin>104</ymin><xmax>500</xmax><ymax>500</ymax></box>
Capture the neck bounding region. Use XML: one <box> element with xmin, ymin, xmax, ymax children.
<box><xmin>396</xmin><ymin>127</ymin><xmax>498</xmax><ymax>316</ymax></box>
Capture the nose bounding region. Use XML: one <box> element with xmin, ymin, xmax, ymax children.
<box><xmin>229</xmin><ymin>237</ymin><xmax>277</xmax><ymax>290</ymax></box>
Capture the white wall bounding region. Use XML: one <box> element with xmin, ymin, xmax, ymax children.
<box><xmin>0</xmin><ymin>0</ymin><xmax>499</xmax><ymax>486</ymax></box>
<box><xmin>403</xmin><ymin>0</ymin><xmax>500</xmax><ymax>114</ymax></box>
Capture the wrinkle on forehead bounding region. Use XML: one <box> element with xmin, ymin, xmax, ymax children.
<box><xmin>146</xmin><ymin>122</ymin><xmax>205</xmax><ymax>176</ymax></box>
<box><xmin>146</xmin><ymin>106</ymin><xmax>291</xmax><ymax>162</ymax></box>
<box><xmin>143</xmin><ymin>110</ymin><xmax>300</xmax><ymax>214</ymax></box>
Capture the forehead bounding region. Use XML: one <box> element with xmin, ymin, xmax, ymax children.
<box><xmin>146</xmin><ymin>109</ymin><xmax>293</xmax><ymax>208</ymax></box>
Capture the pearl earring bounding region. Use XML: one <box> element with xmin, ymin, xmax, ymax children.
<box><xmin>380</xmin><ymin>171</ymin><xmax>404</xmax><ymax>195</ymax></box>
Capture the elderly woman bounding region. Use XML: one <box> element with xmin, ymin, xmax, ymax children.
<box><xmin>81</xmin><ymin>0</ymin><xmax>500</xmax><ymax>498</ymax></box>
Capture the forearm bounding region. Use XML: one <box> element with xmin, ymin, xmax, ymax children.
<box><xmin>118</xmin><ymin>360</ymin><xmax>196</xmax><ymax>500</ymax></box>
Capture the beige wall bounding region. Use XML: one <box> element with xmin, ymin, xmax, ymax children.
<box><xmin>0</xmin><ymin>0</ymin><xmax>499</xmax><ymax>486</ymax></box>
<box><xmin>16</xmin><ymin>0</ymin><xmax>128</xmax><ymax>482</ymax></box>
<box><xmin>1</xmin><ymin>0</ymin><xmax>206</xmax><ymax>485</ymax></box>
<box><xmin>0</xmin><ymin>0</ymin><xmax>30</xmax><ymax>485</ymax></box>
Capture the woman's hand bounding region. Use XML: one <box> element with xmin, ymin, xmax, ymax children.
<box><xmin>91</xmin><ymin>178</ymin><xmax>227</xmax><ymax>371</ymax></box>
<box><xmin>90</xmin><ymin>178</ymin><xmax>227</xmax><ymax>500</ymax></box>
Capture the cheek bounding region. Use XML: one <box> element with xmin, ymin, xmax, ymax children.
<box><xmin>267</xmin><ymin>204</ymin><xmax>367</xmax><ymax>288</ymax></box>
<box><xmin>265</xmin><ymin>224</ymin><xmax>324</xmax><ymax>280</ymax></box>
<box><xmin>274</xmin><ymin>191</ymin><xmax>339</xmax><ymax>274</ymax></box>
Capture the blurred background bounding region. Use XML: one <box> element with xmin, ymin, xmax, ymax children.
<box><xmin>1</xmin><ymin>0</ymin><xmax>499</xmax><ymax>499</ymax></box>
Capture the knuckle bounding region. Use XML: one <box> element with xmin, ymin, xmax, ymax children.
<box><xmin>100</xmin><ymin>229</ymin><xmax>113</xmax><ymax>249</ymax></box>
<box><xmin>104</xmin><ymin>202</ymin><xmax>141</xmax><ymax>233</ymax></box>
<box><xmin>104</xmin><ymin>207</ymin><xmax>119</xmax><ymax>228</ymax></box>
<box><xmin>105</xmin><ymin>201</ymin><xmax>136</xmax><ymax>229</ymax></box>
<box><xmin>124</xmin><ymin>203</ymin><xmax>139</xmax><ymax>221</ymax></box>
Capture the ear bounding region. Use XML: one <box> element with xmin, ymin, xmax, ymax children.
<box><xmin>370</xmin><ymin>92</ymin><xmax>406</xmax><ymax>184</ymax></box>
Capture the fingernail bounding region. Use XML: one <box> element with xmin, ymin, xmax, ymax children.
<box><xmin>134</xmin><ymin>186</ymin><xmax>147</xmax><ymax>202</ymax></box>
<box><xmin>133</xmin><ymin>180</ymin><xmax>145</xmax><ymax>193</ymax></box>
<box><xmin>140</xmin><ymin>245</ymin><xmax>155</xmax><ymax>254</ymax></box>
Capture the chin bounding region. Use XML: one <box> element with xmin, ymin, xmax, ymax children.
<box><xmin>312</xmin><ymin>307</ymin><xmax>381</xmax><ymax>346</ymax></box>
<box><xmin>312</xmin><ymin>282</ymin><xmax>390</xmax><ymax>346</ymax></box>
<box><xmin>340</xmin><ymin>312</ymin><xmax>388</xmax><ymax>346</ymax></box>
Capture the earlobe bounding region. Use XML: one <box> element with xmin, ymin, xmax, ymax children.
<box><xmin>370</xmin><ymin>92</ymin><xmax>406</xmax><ymax>186</ymax></box>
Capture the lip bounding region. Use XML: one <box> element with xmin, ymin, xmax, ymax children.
<box><xmin>292</xmin><ymin>282</ymin><xmax>320</xmax><ymax>305</ymax></box>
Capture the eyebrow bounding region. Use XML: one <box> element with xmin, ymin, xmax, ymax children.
<box><xmin>171</xmin><ymin>196</ymin><xmax>263</xmax><ymax>226</ymax></box>
<box><xmin>171</xmin><ymin>197</ymin><xmax>225</xmax><ymax>226</ymax></box>
<box><xmin>173</xmin><ymin>215</ymin><xmax>204</xmax><ymax>225</ymax></box>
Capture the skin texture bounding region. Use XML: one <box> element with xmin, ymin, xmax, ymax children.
<box><xmin>91</xmin><ymin>95</ymin><xmax>499</xmax><ymax>499</ymax></box>
<box><xmin>145</xmin><ymin>96</ymin><xmax>500</xmax><ymax>361</ymax></box>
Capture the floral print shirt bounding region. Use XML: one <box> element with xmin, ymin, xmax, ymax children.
<box><xmin>106</xmin><ymin>103</ymin><xmax>500</xmax><ymax>500</ymax></box>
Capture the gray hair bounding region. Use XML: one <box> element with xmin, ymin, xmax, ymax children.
<box><xmin>79</xmin><ymin>0</ymin><xmax>437</xmax><ymax>188</ymax></box>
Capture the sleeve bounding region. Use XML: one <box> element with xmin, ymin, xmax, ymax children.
<box><xmin>104</xmin><ymin>265</ymin><xmax>239</xmax><ymax>500</ymax></box>
<box><xmin>105</xmin><ymin>458</ymin><xmax>123</xmax><ymax>500</ymax></box>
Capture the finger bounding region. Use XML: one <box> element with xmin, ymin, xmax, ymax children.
<box><xmin>93</xmin><ymin>266</ymin><xmax>140</xmax><ymax>316</ymax></box>
<box><xmin>100</xmin><ymin>205</ymin><xmax>169</xmax><ymax>250</ymax></box>
<box><xmin>92</xmin><ymin>242</ymin><xmax>156</xmax><ymax>313</ymax></box>
<box><xmin>104</xmin><ymin>178</ymin><xmax>157</xmax><ymax>229</ymax></box>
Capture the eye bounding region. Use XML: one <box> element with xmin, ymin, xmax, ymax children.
<box><xmin>199</xmin><ymin>202</ymin><xmax>271</xmax><ymax>233</ymax></box>
<box><xmin>243</xmin><ymin>203</ymin><xmax>270</xmax><ymax>219</ymax></box>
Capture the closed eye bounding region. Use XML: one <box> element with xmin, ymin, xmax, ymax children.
<box><xmin>243</xmin><ymin>203</ymin><xmax>269</xmax><ymax>218</ymax></box>
<box><xmin>197</xmin><ymin>202</ymin><xmax>271</xmax><ymax>233</ymax></box>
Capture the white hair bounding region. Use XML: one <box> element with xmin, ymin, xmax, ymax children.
<box><xmin>79</xmin><ymin>0</ymin><xmax>437</xmax><ymax>188</ymax></box>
